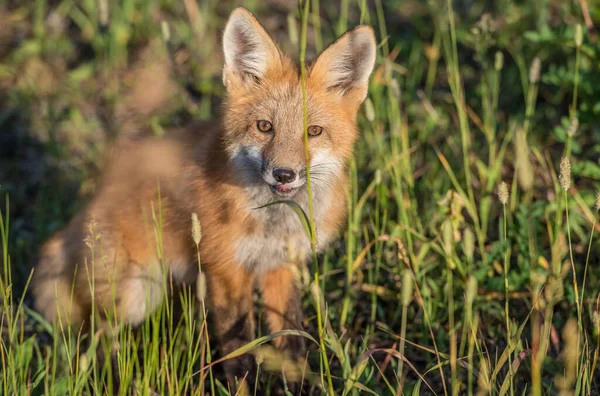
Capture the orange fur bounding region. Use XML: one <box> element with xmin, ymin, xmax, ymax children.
<box><xmin>32</xmin><ymin>7</ymin><xmax>376</xmax><ymax>390</ymax></box>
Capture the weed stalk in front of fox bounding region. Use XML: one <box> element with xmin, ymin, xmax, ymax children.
<box><xmin>299</xmin><ymin>0</ymin><xmax>334</xmax><ymax>394</ymax></box>
<box><xmin>581</xmin><ymin>193</ymin><xmax>600</xmax><ymax>316</ymax></box>
<box><xmin>191</xmin><ymin>212</ymin><xmax>215</xmax><ymax>395</ymax></box>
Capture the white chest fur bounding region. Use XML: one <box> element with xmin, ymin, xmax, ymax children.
<box><xmin>234</xmin><ymin>186</ymin><xmax>332</xmax><ymax>273</ymax></box>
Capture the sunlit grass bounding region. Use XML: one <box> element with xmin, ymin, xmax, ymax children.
<box><xmin>1</xmin><ymin>0</ymin><xmax>600</xmax><ymax>395</ymax></box>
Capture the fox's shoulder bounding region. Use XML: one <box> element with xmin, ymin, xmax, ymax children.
<box><xmin>82</xmin><ymin>119</ymin><xmax>223</xmax><ymax>204</ymax></box>
<box><xmin>108</xmin><ymin>120</ymin><xmax>220</xmax><ymax>169</ymax></box>
<box><xmin>164</xmin><ymin>119</ymin><xmax>222</xmax><ymax>148</ymax></box>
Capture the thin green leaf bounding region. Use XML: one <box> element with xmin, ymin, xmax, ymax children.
<box><xmin>195</xmin><ymin>330</ymin><xmax>318</xmax><ymax>374</ymax></box>
<box><xmin>254</xmin><ymin>200</ymin><xmax>314</xmax><ymax>241</ymax></box>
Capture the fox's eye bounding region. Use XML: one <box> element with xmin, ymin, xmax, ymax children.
<box><xmin>307</xmin><ymin>125</ymin><xmax>323</xmax><ymax>137</ymax></box>
<box><xmin>257</xmin><ymin>120</ymin><xmax>273</xmax><ymax>133</ymax></box>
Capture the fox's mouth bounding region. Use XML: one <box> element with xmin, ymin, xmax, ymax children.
<box><xmin>269</xmin><ymin>183</ymin><xmax>301</xmax><ymax>198</ymax></box>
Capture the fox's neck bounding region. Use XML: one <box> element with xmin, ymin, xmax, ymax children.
<box><xmin>195</xmin><ymin>125</ymin><xmax>346</xmax><ymax>228</ymax></box>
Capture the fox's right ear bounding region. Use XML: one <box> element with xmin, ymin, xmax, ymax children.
<box><xmin>310</xmin><ymin>26</ymin><xmax>376</xmax><ymax>105</ymax></box>
<box><xmin>222</xmin><ymin>8</ymin><xmax>281</xmax><ymax>90</ymax></box>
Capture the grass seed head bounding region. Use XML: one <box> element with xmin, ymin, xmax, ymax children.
<box><xmin>391</xmin><ymin>77</ymin><xmax>401</xmax><ymax>99</ymax></box>
<box><xmin>79</xmin><ymin>354</ymin><xmax>90</xmax><ymax>372</ymax></box>
<box><xmin>559</xmin><ymin>157</ymin><xmax>571</xmax><ymax>191</ymax></box>
<box><xmin>529</xmin><ymin>56</ymin><xmax>541</xmax><ymax>83</ymax></box>
<box><xmin>567</xmin><ymin>117</ymin><xmax>578</xmax><ymax>137</ymax></box>
<box><xmin>494</xmin><ymin>51</ymin><xmax>504</xmax><ymax>71</ymax></box>
<box><xmin>286</xmin><ymin>13</ymin><xmax>298</xmax><ymax>45</ymax></box>
<box><xmin>498</xmin><ymin>181</ymin><xmax>509</xmax><ymax>205</ymax></box>
<box><xmin>515</xmin><ymin>128</ymin><xmax>534</xmax><ymax>191</ymax></box>
<box><xmin>253</xmin><ymin>345</ymin><xmax>305</xmax><ymax>382</ymax></box>
<box><xmin>374</xmin><ymin>169</ymin><xmax>382</xmax><ymax>185</ymax></box>
<box><xmin>98</xmin><ymin>0</ymin><xmax>109</xmax><ymax>26</ymax></box>
<box><xmin>595</xmin><ymin>192</ymin><xmax>600</xmax><ymax>211</ymax></box>
<box><xmin>255</xmin><ymin>349</ymin><xmax>264</xmax><ymax>366</ymax></box>
<box><xmin>476</xmin><ymin>358</ymin><xmax>491</xmax><ymax>395</ymax></box>
<box><xmin>463</xmin><ymin>228</ymin><xmax>475</xmax><ymax>262</ymax></box>
<box><xmin>466</xmin><ymin>276</ymin><xmax>478</xmax><ymax>306</ymax></box>
<box><xmin>555</xmin><ymin>318</ymin><xmax>579</xmax><ymax>393</ymax></box>
<box><xmin>442</xmin><ymin>220</ymin><xmax>454</xmax><ymax>256</ymax></box>
<box><xmin>191</xmin><ymin>212</ymin><xmax>202</xmax><ymax>245</ymax></box>
<box><xmin>575</xmin><ymin>24</ymin><xmax>583</xmax><ymax>48</ymax></box>
<box><xmin>545</xmin><ymin>276</ymin><xmax>564</xmax><ymax>304</ymax></box>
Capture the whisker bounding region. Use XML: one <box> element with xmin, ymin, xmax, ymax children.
<box><xmin>309</xmin><ymin>177</ymin><xmax>335</xmax><ymax>192</ymax></box>
<box><xmin>310</xmin><ymin>163</ymin><xmax>342</xmax><ymax>170</ymax></box>
<box><xmin>308</xmin><ymin>171</ymin><xmax>334</xmax><ymax>177</ymax></box>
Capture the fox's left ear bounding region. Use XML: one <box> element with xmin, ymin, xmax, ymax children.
<box><xmin>222</xmin><ymin>8</ymin><xmax>281</xmax><ymax>90</ymax></box>
<box><xmin>310</xmin><ymin>26</ymin><xmax>376</xmax><ymax>104</ymax></box>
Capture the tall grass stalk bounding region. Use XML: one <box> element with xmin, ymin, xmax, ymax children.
<box><xmin>311</xmin><ymin>0</ymin><xmax>322</xmax><ymax>52</ymax></box>
<box><xmin>556</xmin><ymin>155</ymin><xmax>587</xmax><ymax>394</ymax></box>
<box><xmin>571</xmin><ymin>24</ymin><xmax>582</xmax><ymax>119</ymax></box>
<box><xmin>443</xmin><ymin>0</ymin><xmax>474</xmax><ymax>207</ymax></box>
<box><xmin>374</xmin><ymin>0</ymin><xmax>417</xmax><ymax>272</ymax></box>
<box><xmin>192</xmin><ymin>212</ymin><xmax>214</xmax><ymax>395</ymax></box>
<box><xmin>437</xmin><ymin>0</ymin><xmax>489</xmax><ymax>268</ymax></box>
<box><xmin>564</xmin><ymin>188</ymin><xmax>582</xmax><ymax>332</ymax></box>
<box><xmin>444</xmin><ymin>247</ymin><xmax>457</xmax><ymax>394</ymax></box>
<box><xmin>336</xmin><ymin>0</ymin><xmax>349</xmax><ymax>34</ymax></box>
<box><xmin>581</xmin><ymin>194</ymin><xmax>600</xmax><ymax>306</ymax></box>
<box><xmin>340</xmin><ymin>160</ymin><xmax>357</xmax><ymax>327</ymax></box>
<box><xmin>522</xmin><ymin>57</ymin><xmax>540</xmax><ymax>138</ymax></box>
<box><xmin>400</xmin><ymin>253</ymin><xmax>448</xmax><ymax>396</ymax></box>
<box><xmin>465</xmin><ymin>276</ymin><xmax>478</xmax><ymax>396</ymax></box>
<box><xmin>0</xmin><ymin>195</ymin><xmax>16</xmax><ymax>395</ymax></box>
<box><xmin>560</xmin><ymin>158</ymin><xmax>582</xmax><ymax>351</ymax></box>
<box><xmin>83</xmin><ymin>217</ymin><xmax>100</xmax><ymax>393</ymax></box>
<box><xmin>299</xmin><ymin>0</ymin><xmax>334</xmax><ymax>394</ymax></box>
<box><xmin>565</xmin><ymin>25</ymin><xmax>582</xmax><ymax>160</ymax></box>
<box><xmin>498</xmin><ymin>181</ymin><xmax>514</xmax><ymax>395</ymax></box>
<box><xmin>395</xmin><ymin>270</ymin><xmax>412</xmax><ymax>395</ymax></box>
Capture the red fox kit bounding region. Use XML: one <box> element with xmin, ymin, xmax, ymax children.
<box><xmin>33</xmin><ymin>6</ymin><xmax>376</xmax><ymax>390</ymax></box>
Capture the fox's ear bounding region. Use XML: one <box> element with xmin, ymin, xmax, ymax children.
<box><xmin>310</xmin><ymin>26</ymin><xmax>376</xmax><ymax>103</ymax></box>
<box><xmin>222</xmin><ymin>8</ymin><xmax>281</xmax><ymax>88</ymax></box>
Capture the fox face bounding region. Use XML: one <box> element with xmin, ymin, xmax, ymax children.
<box><xmin>221</xmin><ymin>8</ymin><xmax>376</xmax><ymax>202</ymax></box>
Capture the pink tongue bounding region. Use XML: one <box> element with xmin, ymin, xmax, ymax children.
<box><xmin>277</xmin><ymin>185</ymin><xmax>292</xmax><ymax>192</ymax></box>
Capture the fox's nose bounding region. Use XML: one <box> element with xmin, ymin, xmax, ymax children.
<box><xmin>272</xmin><ymin>168</ymin><xmax>296</xmax><ymax>184</ymax></box>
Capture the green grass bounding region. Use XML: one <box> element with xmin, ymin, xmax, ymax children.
<box><xmin>2</xmin><ymin>0</ymin><xmax>600</xmax><ymax>394</ymax></box>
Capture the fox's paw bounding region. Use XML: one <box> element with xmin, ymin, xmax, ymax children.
<box><xmin>278</xmin><ymin>332</ymin><xmax>308</xmax><ymax>362</ymax></box>
<box><xmin>222</xmin><ymin>353</ymin><xmax>257</xmax><ymax>394</ymax></box>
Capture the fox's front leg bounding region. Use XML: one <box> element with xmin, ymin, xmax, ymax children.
<box><xmin>260</xmin><ymin>265</ymin><xmax>307</xmax><ymax>361</ymax></box>
<box><xmin>206</xmin><ymin>266</ymin><xmax>256</xmax><ymax>392</ymax></box>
